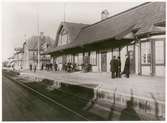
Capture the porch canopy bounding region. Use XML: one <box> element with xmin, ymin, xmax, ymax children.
<box><xmin>45</xmin><ymin>2</ymin><xmax>165</xmax><ymax>56</ymax></box>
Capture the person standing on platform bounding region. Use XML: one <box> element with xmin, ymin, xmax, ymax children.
<box><xmin>33</xmin><ymin>62</ymin><xmax>37</xmax><ymax>73</ymax></box>
<box><xmin>122</xmin><ymin>54</ymin><xmax>130</xmax><ymax>78</ymax></box>
<box><xmin>30</xmin><ymin>64</ymin><xmax>32</xmax><ymax>71</ymax></box>
<box><xmin>110</xmin><ymin>56</ymin><xmax>116</xmax><ymax>78</ymax></box>
<box><xmin>117</xmin><ymin>56</ymin><xmax>121</xmax><ymax>78</ymax></box>
<box><xmin>50</xmin><ymin>62</ymin><xmax>53</xmax><ymax>71</ymax></box>
<box><xmin>54</xmin><ymin>62</ymin><xmax>58</xmax><ymax>71</ymax></box>
<box><xmin>41</xmin><ymin>63</ymin><xmax>44</xmax><ymax>70</ymax></box>
<box><xmin>115</xmin><ymin>57</ymin><xmax>118</xmax><ymax>78</ymax></box>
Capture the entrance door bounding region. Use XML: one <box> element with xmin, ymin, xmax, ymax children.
<box><xmin>101</xmin><ymin>52</ymin><xmax>107</xmax><ymax>72</ymax></box>
<box><xmin>128</xmin><ymin>50</ymin><xmax>135</xmax><ymax>74</ymax></box>
<box><xmin>83</xmin><ymin>52</ymin><xmax>90</xmax><ymax>64</ymax></box>
<box><xmin>128</xmin><ymin>45</ymin><xmax>135</xmax><ymax>74</ymax></box>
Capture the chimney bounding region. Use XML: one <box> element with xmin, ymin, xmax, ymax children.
<box><xmin>40</xmin><ymin>32</ymin><xmax>44</xmax><ymax>39</ymax></box>
<box><xmin>101</xmin><ymin>9</ymin><xmax>109</xmax><ymax>20</ymax></box>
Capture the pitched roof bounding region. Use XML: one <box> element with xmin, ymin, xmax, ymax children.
<box><xmin>74</xmin><ymin>2</ymin><xmax>165</xmax><ymax>45</ymax></box>
<box><xmin>48</xmin><ymin>2</ymin><xmax>165</xmax><ymax>54</ymax></box>
<box><xmin>26</xmin><ymin>35</ymin><xmax>54</xmax><ymax>50</ymax></box>
<box><xmin>54</xmin><ymin>22</ymin><xmax>89</xmax><ymax>47</ymax></box>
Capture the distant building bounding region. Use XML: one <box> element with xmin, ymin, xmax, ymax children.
<box><xmin>46</xmin><ymin>2</ymin><xmax>166</xmax><ymax>76</ymax></box>
<box><xmin>23</xmin><ymin>32</ymin><xmax>54</xmax><ymax>70</ymax></box>
<box><xmin>9</xmin><ymin>47</ymin><xmax>24</xmax><ymax>71</ymax></box>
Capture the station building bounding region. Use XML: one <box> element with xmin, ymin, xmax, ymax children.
<box><xmin>47</xmin><ymin>2</ymin><xmax>165</xmax><ymax>76</ymax></box>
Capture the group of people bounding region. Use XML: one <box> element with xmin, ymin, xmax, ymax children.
<box><xmin>62</xmin><ymin>62</ymin><xmax>77</xmax><ymax>72</ymax></box>
<box><xmin>41</xmin><ymin>62</ymin><xmax>58</xmax><ymax>71</ymax></box>
<box><xmin>41</xmin><ymin>63</ymin><xmax>52</xmax><ymax>71</ymax></box>
<box><xmin>29</xmin><ymin>63</ymin><xmax>37</xmax><ymax>73</ymax></box>
<box><xmin>110</xmin><ymin>54</ymin><xmax>130</xmax><ymax>78</ymax></box>
<box><xmin>29</xmin><ymin>55</ymin><xmax>130</xmax><ymax>77</ymax></box>
<box><xmin>29</xmin><ymin>62</ymin><xmax>79</xmax><ymax>73</ymax></box>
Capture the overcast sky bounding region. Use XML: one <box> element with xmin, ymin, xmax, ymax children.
<box><xmin>2</xmin><ymin>1</ymin><xmax>144</xmax><ymax>61</ymax></box>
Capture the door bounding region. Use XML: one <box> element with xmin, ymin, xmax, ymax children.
<box><xmin>83</xmin><ymin>52</ymin><xmax>90</xmax><ymax>64</ymax></box>
<box><xmin>128</xmin><ymin>45</ymin><xmax>135</xmax><ymax>74</ymax></box>
<box><xmin>128</xmin><ymin>51</ymin><xmax>135</xmax><ymax>73</ymax></box>
<box><xmin>101</xmin><ymin>52</ymin><xmax>107</xmax><ymax>72</ymax></box>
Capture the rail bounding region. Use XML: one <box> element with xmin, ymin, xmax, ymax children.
<box><xmin>4</xmin><ymin>74</ymin><xmax>89</xmax><ymax>121</ymax></box>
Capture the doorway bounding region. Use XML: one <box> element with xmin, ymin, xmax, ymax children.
<box><xmin>101</xmin><ymin>52</ymin><xmax>107</xmax><ymax>72</ymax></box>
<box><xmin>128</xmin><ymin>45</ymin><xmax>135</xmax><ymax>74</ymax></box>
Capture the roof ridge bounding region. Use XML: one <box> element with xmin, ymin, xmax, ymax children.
<box><xmin>81</xmin><ymin>2</ymin><xmax>151</xmax><ymax>30</ymax></box>
<box><xmin>63</xmin><ymin>21</ymin><xmax>89</xmax><ymax>25</ymax></box>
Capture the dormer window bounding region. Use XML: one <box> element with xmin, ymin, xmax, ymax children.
<box><xmin>57</xmin><ymin>27</ymin><xmax>70</xmax><ymax>46</ymax></box>
<box><xmin>46</xmin><ymin>43</ymin><xmax>49</xmax><ymax>48</ymax></box>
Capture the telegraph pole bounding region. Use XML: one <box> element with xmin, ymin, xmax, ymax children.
<box><xmin>36</xmin><ymin>4</ymin><xmax>40</xmax><ymax>70</ymax></box>
<box><xmin>64</xmin><ymin>2</ymin><xmax>66</xmax><ymax>22</ymax></box>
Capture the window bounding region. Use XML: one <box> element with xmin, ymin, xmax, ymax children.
<box><xmin>42</xmin><ymin>43</ymin><xmax>48</xmax><ymax>51</ymax></box>
<box><xmin>66</xmin><ymin>55</ymin><xmax>73</xmax><ymax>63</ymax></box>
<box><xmin>112</xmin><ymin>48</ymin><xmax>119</xmax><ymax>57</ymax></box>
<box><xmin>90</xmin><ymin>51</ymin><xmax>97</xmax><ymax>65</ymax></box>
<box><xmin>78</xmin><ymin>53</ymin><xmax>83</xmax><ymax>65</ymax></box>
<box><xmin>74</xmin><ymin>54</ymin><xmax>79</xmax><ymax>64</ymax></box>
<box><xmin>141</xmin><ymin>41</ymin><xmax>151</xmax><ymax>64</ymax></box>
<box><xmin>56</xmin><ymin>56</ymin><xmax>62</xmax><ymax>64</ymax></box>
<box><xmin>61</xmin><ymin>34</ymin><xmax>68</xmax><ymax>45</ymax></box>
<box><xmin>155</xmin><ymin>40</ymin><xmax>164</xmax><ymax>64</ymax></box>
<box><xmin>58</xmin><ymin>35</ymin><xmax>62</xmax><ymax>46</ymax></box>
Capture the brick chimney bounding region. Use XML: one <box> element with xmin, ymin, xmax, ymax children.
<box><xmin>101</xmin><ymin>9</ymin><xmax>109</xmax><ymax>20</ymax></box>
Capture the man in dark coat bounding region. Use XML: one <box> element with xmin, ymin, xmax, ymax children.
<box><xmin>54</xmin><ymin>62</ymin><xmax>58</xmax><ymax>71</ymax></box>
<box><xmin>122</xmin><ymin>55</ymin><xmax>130</xmax><ymax>78</ymax></box>
<box><xmin>110</xmin><ymin>56</ymin><xmax>116</xmax><ymax>78</ymax></box>
<box><xmin>50</xmin><ymin>62</ymin><xmax>53</xmax><ymax>71</ymax></box>
<box><xmin>29</xmin><ymin>64</ymin><xmax>32</xmax><ymax>71</ymax></box>
<box><xmin>33</xmin><ymin>63</ymin><xmax>37</xmax><ymax>73</ymax></box>
<box><xmin>116</xmin><ymin>56</ymin><xmax>121</xmax><ymax>78</ymax></box>
<box><xmin>41</xmin><ymin>63</ymin><xmax>44</xmax><ymax>70</ymax></box>
<box><xmin>115</xmin><ymin>57</ymin><xmax>119</xmax><ymax>78</ymax></box>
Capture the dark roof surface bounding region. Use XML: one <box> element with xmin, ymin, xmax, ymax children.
<box><xmin>74</xmin><ymin>2</ymin><xmax>165</xmax><ymax>45</ymax></box>
<box><xmin>49</xmin><ymin>2</ymin><xmax>165</xmax><ymax>54</ymax></box>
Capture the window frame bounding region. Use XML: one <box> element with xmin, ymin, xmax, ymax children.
<box><xmin>90</xmin><ymin>51</ymin><xmax>97</xmax><ymax>66</ymax></box>
<box><xmin>154</xmin><ymin>38</ymin><xmax>165</xmax><ymax>65</ymax></box>
<box><xmin>141</xmin><ymin>40</ymin><xmax>152</xmax><ymax>65</ymax></box>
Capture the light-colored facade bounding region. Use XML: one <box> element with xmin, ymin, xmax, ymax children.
<box><xmin>22</xmin><ymin>32</ymin><xmax>53</xmax><ymax>70</ymax></box>
<box><xmin>52</xmin><ymin>34</ymin><xmax>165</xmax><ymax>76</ymax></box>
<box><xmin>9</xmin><ymin>48</ymin><xmax>24</xmax><ymax>71</ymax></box>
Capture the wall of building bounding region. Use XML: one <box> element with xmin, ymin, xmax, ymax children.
<box><xmin>52</xmin><ymin>34</ymin><xmax>165</xmax><ymax>77</ymax></box>
<box><xmin>140</xmin><ymin>34</ymin><xmax>165</xmax><ymax>77</ymax></box>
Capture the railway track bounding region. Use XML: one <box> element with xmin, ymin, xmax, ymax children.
<box><xmin>3</xmin><ymin>73</ymin><xmax>92</xmax><ymax>121</ymax></box>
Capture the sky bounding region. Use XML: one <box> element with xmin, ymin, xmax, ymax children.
<box><xmin>2</xmin><ymin>1</ymin><xmax>144</xmax><ymax>61</ymax></box>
